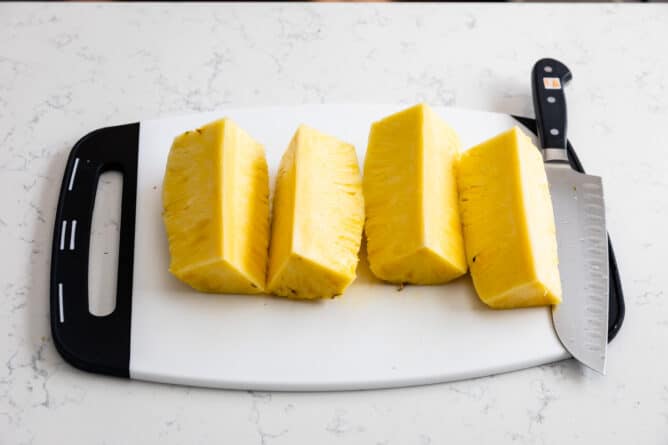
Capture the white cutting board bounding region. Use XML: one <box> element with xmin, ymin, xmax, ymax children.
<box><xmin>129</xmin><ymin>105</ymin><xmax>567</xmax><ymax>391</ymax></box>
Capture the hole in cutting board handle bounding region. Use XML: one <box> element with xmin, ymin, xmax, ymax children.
<box><xmin>88</xmin><ymin>170</ymin><xmax>123</xmax><ymax>317</ymax></box>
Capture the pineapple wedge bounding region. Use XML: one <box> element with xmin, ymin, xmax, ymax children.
<box><xmin>457</xmin><ymin>127</ymin><xmax>562</xmax><ymax>309</ymax></box>
<box><xmin>267</xmin><ymin>125</ymin><xmax>364</xmax><ymax>299</ymax></box>
<box><xmin>162</xmin><ymin>118</ymin><xmax>270</xmax><ymax>294</ymax></box>
<box><xmin>363</xmin><ymin>104</ymin><xmax>467</xmax><ymax>284</ymax></box>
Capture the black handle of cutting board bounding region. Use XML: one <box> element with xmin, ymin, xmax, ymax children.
<box><xmin>49</xmin><ymin>123</ymin><xmax>139</xmax><ymax>377</ymax></box>
<box><xmin>531</xmin><ymin>58</ymin><xmax>572</xmax><ymax>150</ymax></box>
<box><xmin>513</xmin><ymin>115</ymin><xmax>625</xmax><ymax>341</ymax></box>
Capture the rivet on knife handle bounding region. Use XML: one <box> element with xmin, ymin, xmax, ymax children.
<box><xmin>531</xmin><ymin>58</ymin><xmax>572</xmax><ymax>161</ymax></box>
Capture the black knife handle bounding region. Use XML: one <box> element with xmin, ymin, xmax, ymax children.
<box><xmin>531</xmin><ymin>58</ymin><xmax>572</xmax><ymax>151</ymax></box>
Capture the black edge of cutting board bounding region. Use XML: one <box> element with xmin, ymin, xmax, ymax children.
<box><xmin>50</xmin><ymin>123</ymin><xmax>139</xmax><ymax>378</ymax></box>
<box><xmin>513</xmin><ymin>115</ymin><xmax>625</xmax><ymax>341</ymax></box>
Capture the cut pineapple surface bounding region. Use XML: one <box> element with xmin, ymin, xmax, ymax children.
<box><xmin>267</xmin><ymin>125</ymin><xmax>364</xmax><ymax>299</ymax></box>
<box><xmin>457</xmin><ymin>126</ymin><xmax>562</xmax><ymax>309</ymax></box>
<box><xmin>162</xmin><ymin>118</ymin><xmax>270</xmax><ymax>294</ymax></box>
<box><xmin>363</xmin><ymin>103</ymin><xmax>467</xmax><ymax>284</ymax></box>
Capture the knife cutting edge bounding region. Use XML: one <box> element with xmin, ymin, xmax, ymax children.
<box><xmin>531</xmin><ymin>58</ymin><xmax>610</xmax><ymax>374</ymax></box>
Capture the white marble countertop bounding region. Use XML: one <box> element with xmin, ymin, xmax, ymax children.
<box><xmin>1</xmin><ymin>2</ymin><xmax>667</xmax><ymax>444</ymax></box>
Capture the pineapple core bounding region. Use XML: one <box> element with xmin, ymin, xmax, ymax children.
<box><xmin>363</xmin><ymin>104</ymin><xmax>467</xmax><ymax>284</ymax></box>
<box><xmin>457</xmin><ymin>127</ymin><xmax>562</xmax><ymax>308</ymax></box>
<box><xmin>267</xmin><ymin>125</ymin><xmax>365</xmax><ymax>299</ymax></box>
<box><xmin>162</xmin><ymin>118</ymin><xmax>270</xmax><ymax>294</ymax></box>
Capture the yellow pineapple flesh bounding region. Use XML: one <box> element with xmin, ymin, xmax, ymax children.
<box><xmin>267</xmin><ymin>125</ymin><xmax>364</xmax><ymax>299</ymax></box>
<box><xmin>457</xmin><ymin>126</ymin><xmax>562</xmax><ymax>308</ymax></box>
<box><xmin>363</xmin><ymin>103</ymin><xmax>467</xmax><ymax>284</ymax></box>
<box><xmin>162</xmin><ymin>118</ymin><xmax>269</xmax><ymax>294</ymax></box>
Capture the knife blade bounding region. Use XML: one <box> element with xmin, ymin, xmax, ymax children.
<box><xmin>531</xmin><ymin>58</ymin><xmax>609</xmax><ymax>374</ymax></box>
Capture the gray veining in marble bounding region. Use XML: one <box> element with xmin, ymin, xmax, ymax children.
<box><xmin>1</xmin><ymin>2</ymin><xmax>667</xmax><ymax>444</ymax></box>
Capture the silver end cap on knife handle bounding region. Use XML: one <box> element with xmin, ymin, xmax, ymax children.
<box><xmin>543</xmin><ymin>148</ymin><xmax>569</xmax><ymax>163</ymax></box>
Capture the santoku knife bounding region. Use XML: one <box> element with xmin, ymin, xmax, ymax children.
<box><xmin>531</xmin><ymin>58</ymin><xmax>609</xmax><ymax>374</ymax></box>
